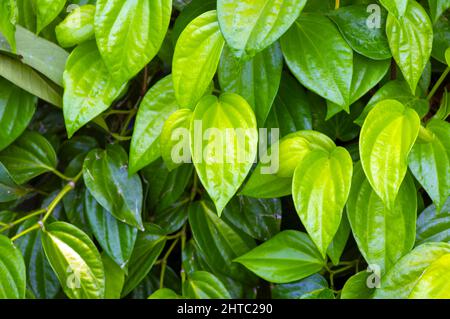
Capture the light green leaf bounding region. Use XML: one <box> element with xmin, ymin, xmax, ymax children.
<box><xmin>347</xmin><ymin>162</ymin><xmax>417</xmax><ymax>274</ymax></box>
<box><xmin>416</xmin><ymin>198</ymin><xmax>450</xmax><ymax>245</ymax></box>
<box><xmin>83</xmin><ymin>144</ymin><xmax>144</xmax><ymax>230</ymax></box>
<box><xmin>281</xmin><ymin>13</ymin><xmax>353</xmax><ymax>109</ymax></box>
<box><xmin>95</xmin><ymin>0</ymin><xmax>172</xmax><ymax>84</ymax></box>
<box><xmin>184</xmin><ymin>271</ymin><xmax>231</xmax><ymax>299</ymax></box>
<box><xmin>0</xmin><ymin>0</ymin><xmax>17</xmax><ymax>51</ymax></box>
<box><xmin>431</xmin><ymin>15</ymin><xmax>450</xmax><ymax>64</ymax></box>
<box><xmin>41</xmin><ymin>221</ymin><xmax>105</xmax><ymax>299</ymax></box>
<box><xmin>327</xmin><ymin>214</ymin><xmax>351</xmax><ymax>266</ymax></box>
<box><xmin>190</xmin><ymin>93</ymin><xmax>258</xmax><ymax>215</ymax></box>
<box><xmin>380</xmin><ymin>0</ymin><xmax>408</xmax><ymax>17</ymax></box>
<box><xmin>63</xmin><ymin>41</ymin><xmax>126</xmax><ymax>137</ymax></box>
<box><xmin>359</xmin><ymin>99</ymin><xmax>420</xmax><ymax>207</ymax></box>
<box><xmin>102</xmin><ymin>253</ymin><xmax>125</xmax><ymax>299</ymax></box>
<box><xmin>386</xmin><ymin>0</ymin><xmax>433</xmax><ymax>94</ymax></box>
<box><xmin>172</xmin><ymin>10</ymin><xmax>224</xmax><ymax>108</ymax></box>
<box><xmin>235</xmin><ymin>230</ymin><xmax>325</xmax><ymax>283</ymax></box>
<box><xmin>219</xmin><ymin>42</ymin><xmax>283</xmax><ymax>126</ymax></box>
<box><xmin>409</xmin><ymin>120</ymin><xmax>450</xmax><ymax>212</ymax></box>
<box><xmin>0</xmin><ymin>131</ymin><xmax>57</xmax><ymax>184</ymax></box>
<box><xmin>0</xmin><ymin>78</ymin><xmax>36</xmax><ymax>151</ymax></box>
<box><xmin>129</xmin><ymin>75</ymin><xmax>179</xmax><ymax>174</ymax></box>
<box><xmin>56</xmin><ymin>4</ymin><xmax>95</xmax><ymax>48</ymax></box>
<box><xmin>148</xmin><ymin>288</ymin><xmax>180</xmax><ymax>299</ymax></box>
<box><xmin>217</xmin><ymin>0</ymin><xmax>306</xmax><ymax>58</ymax></box>
<box><xmin>292</xmin><ymin>147</ymin><xmax>353</xmax><ymax>256</ymax></box>
<box><xmin>34</xmin><ymin>0</ymin><xmax>67</xmax><ymax>34</ymax></box>
<box><xmin>340</xmin><ymin>271</ymin><xmax>375</xmax><ymax>299</ymax></box>
<box><xmin>0</xmin><ymin>234</ymin><xmax>26</xmax><ymax>299</ymax></box>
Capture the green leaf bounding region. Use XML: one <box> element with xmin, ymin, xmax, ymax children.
<box><xmin>219</xmin><ymin>42</ymin><xmax>283</xmax><ymax>126</ymax></box>
<box><xmin>328</xmin><ymin>4</ymin><xmax>391</xmax><ymax>60</ymax></box>
<box><xmin>235</xmin><ymin>230</ymin><xmax>325</xmax><ymax>283</ymax></box>
<box><xmin>102</xmin><ymin>253</ymin><xmax>125</xmax><ymax>299</ymax></box>
<box><xmin>293</xmin><ymin>147</ymin><xmax>353</xmax><ymax>256</ymax></box>
<box><xmin>374</xmin><ymin>242</ymin><xmax>450</xmax><ymax>298</ymax></box>
<box><xmin>95</xmin><ymin>0</ymin><xmax>172</xmax><ymax>84</ymax></box>
<box><xmin>327</xmin><ymin>214</ymin><xmax>351</xmax><ymax>266</ymax></box>
<box><xmin>0</xmin><ymin>54</ymin><xmax>62</xmax><ymax>107</ymax></box>
<box><xmin>222</xmin><ymin>196</ymin><xmax>281</xmax><ymax>241</ymax></box>
<box><xmin>148</xmin><ymin>288</ymin><xmax>180</xmax><ymax>299</ymax></box>
<box><xmin>409</xmin><ymin>120</ymin><xmax>450</xmax><ymax>212</ymax></box>
<box><xmin>129</xmin><ymin>75</ymin><xmax>179</xmax><ymax>174</ymax></box>
<box><xmin>272</xmin><ymin>274</ymin><xmax>329</xmax><ymax>299</ymax></box>
<box><xmin>41</xmin><ymin>221</ymin><xmax>105</xmax><ymax>299</ymax></box>
<box><xmin>34</xmin><ymin>0</ymin><xmax>67</xmax><ymax>34</ymax></box>
<box><xmin>429</xmin><ymin>0</ymin><xmax>450</xmax><ymax>24</ymax></box>
<box><xmin>84</xmin><ymin>190</ymin><xmax>138</xmax><ymax>270</ymax></box>
<box><xmin>0</xmin><ymin>0</ymin><xmax>17</xmax><ymax>51</ymax></box>
<box><xmin>83</xmin><ymin>144</ymin><xmax>144</xmax><ymax>230</ymax></box>
<box><xmin>188</xmin><ymin>201</ymin><xmax>257</xmax><ymax>285</ymax></box>
<box><xmin>0</xmin><ymin>162</ymin><xmax>29</xmax><ymax>202</ymax></box>
<box><xmin>217</xmin><ymin>0</ymin><xmax>307</xmax><ymax>58</ymax></box>
<box><xmin>416</xmin><ymin>198</ymin><xmax>450</xmax><ymax>245</ymax></box>
<box><xmin>240</xmin><ymin>168</ymin><xmax>292</xmax><ymax>198</ymax></box>
<box><xmin>281</xmin><ymin>13</ymin><xmax>353</xmax><ymax>109</ymax></box>
<box><xmin>184</xmin><ymin>271</ymin><xmax>231</xmax><ymax>299</ymax></box>
<box><xmin>0</xmin><ymin>78</ymin><xmax>36</xmax><ymax>151</ymax></box>
<box><xmin>55</xmin><ymin>4</ymin><xmax>95</xmax><ymax>48</ymax></box>
<box><xmin>340</xmin><ymin>271</ymin><xmax>375</xmax><ymax>299</ymax></box>
<box><xmin>0</xmin><ymin>234</ymin><xmax>26</xmax><ymax>299</ymax></box>
<box><xmin>15</xmin><ymin>218</ymin><xmax>60</xmax><ymax>299</ymax></box>
<box><xmin>431</xmin><ymin>15</ymin><xmax>450</xmax><ymax>64</ymax></box>
<box><xmin>346</xmin><ymin>162</ymin><xmax>417</xmax><ymax>274</ymax></box>
<box><xmin>121</xmin><ymin>224</ymin><xmax>166</xmax><ymax>297</ymax></box>
<box><xmin>172</xmin><ymin>10</ymin><xmax>224</xmax><ymax>108</ymax></box>
<box><xmin>63</xmin><ymin>41</ymin><xmax>126</xmax><ymax>137</ymax></box>
<box><xmin>0</xmin><ymin>131</ymin><xmax>57</xmax><ymax>184</ymax></box>
<box><xmin>15</xmin><ymin>0</ymin><xmax>35</xmax><ymax>32</ymax></box>
<box><xmin>190</xmin><ymin>93</ymin><xmax>258</xmax><ymax>215</ymax></box>
<box><xmin>380</xmin><ymin>0</ymin><xmax>408</xmax><ymax>17</ymax></box>
<box><xmin>359</xmin><ymin>100</ymin><xmax>420</xmax><ymax>207</ymax></box>
<box><xmin>160</xmin><ymin>108</ymin><xmax>192</xmax><ymax>171</ymax></box>
<box><xmin>386</xmin><ymin>0</ymin><xmax>433</xmax><ymax>93</ymax></box>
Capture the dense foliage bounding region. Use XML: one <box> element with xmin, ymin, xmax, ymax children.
<box><xmin>0</xmin><ymin>0</ymin><xmax>449</xmax><ymax>299</ymax></box>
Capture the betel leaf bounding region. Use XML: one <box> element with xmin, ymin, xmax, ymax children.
<box><xmin>0</xmin><ymin>234</ymin><xmax>26</xmax><ymax>299</ymax></box>
<box><xmin>328</xmin><ymin>4</ymin><xmax>391</xmax><ymax>60</ymax></box>
<box><xmin>327</xmin><ymin>214</ymin><xmax>351</xmax><ymax>266</ymax></box>
<box><xmin>217</xmin><ymin>0</ymin><xmax>306</xmax><ymax>58</ymax></box>
<box><xmin>190</xmin><ymin>93</ymin><xmax>258</xmax><ymax>215</ymax></box>
<box><xmin>55</xmin><ymin>4</ymin><xmax>95</xmax><ymax>48</ymax></box>
<box><xmin>0</xmin><ymin>162</ymin><xmax>29</xmax><ymax>202</ymax></box>
<box><xmin>281</xmin><ymin>13</ymin><xmax>353</xmax><ymax>110</ymax></box>
<box><xmin>15</xmin><ymin>0</ymin><xmax>35</xmax><ymax>32</ymax></box>
<box><xmin>386</xmin><ymin>0</ymin><xmax>433</xmax><ymax>94</ymax></box>
<box><xmin>184</xmin><ymin>271</ymin><xmax>231</xmax><ymax>299</ymax></box>
<box><xmin>160</xmin><ymin>109</ymin><xmax>192</xmax><ymax>172</ymax></box>
<box><xmin>84</xmin><ymin>190</ymin><xmax>138</xmax><ymax>270</ymax></box>
<box><xmin>235</xmin><ymin>230</ymin><xmax>325</xmax><ymax>283</ymax></box>
<box><xmin>346</xmin><ymin>162</ymin><xmax>417</xmax><ymax>274</ymax></box>
<box><xmin>95</xmin><ymin>0</ymin><xmax>172</xmax><ymax>84</ymax></box>
<box><xmin>121</xmin><ymin>224</ymin><xmax>166</xmax><ymax>297</ymax></box>
<box><xmin>34</xmin><ymin>0</ymin><xmax>67</xmax><ymax>34</ymax></box>
<box><xmin>431</xmin><ymin>15</ymin><xmax>450</xmax><ymax>64</ymax></box>
<box><xmin>188</xmin><ymin>201</ymin><xmax>257</xmax><ymax>285</ymax></box>
<box><xmin>0</xmin><ymin>78</ymin><xmax>36</xmax><ymax>151</ymax></box>
<box><xmin>428</xmin><ymin>0</ymin><xmax>450</xmax><ymax>24</ymax></box>
<box><xmin>129</xmin><ymin>75</ymin><xmax>179</xmax><ymax>174</ymax></box>
<box><xmin>63</xmin><ymin>41</ymin><xmax>126</xmax><ymax>137</ymax></box>
<box><xmin>15</xmin><ymin>218</ymin><xmax>60</xmax><ymax>299</ymax></box>
<box><xmin>83</xmin><ymin>144</ymin><xmax>144</xmax><ymax>230</ymax></box>
<box><xmin>148</xmin><ymin>288</ymin><xmax>180</xmax><ymax>299</ymax></box>
<box><xmin>408</xmin><ymin>119</ymin><xmax>450</xmax><ymax>212</ymax></box>
<box><xmin>102</xmin><ymin>253</ymin><xmax>125</xmax><ymax>299</ymax></box>
<box><xmin>340</xmin><ymin>271</ymin><xmax>375</xmax><ymax>299</ymax></box>
<box><xmin>0</xmin><ymin>0</ymin><xmax>17</xmax><ymax>51</ymax></box>
<box><xmin>380</xmin><ymin>0</ymin><xmax>408</xmax><ymax>17</ymax></box>
<box><xmin>218</xmin><ymin>42</ymin><xmax>283</xmax><ymax>126</ymax></box>
<box><xmin>272</xmin><ymin>274</ymin><xmax>329</xmax><ymax>299</ymax></box>
<box><xmin>416</xmin><ymin>198</ymin><xmax>450</xmax><ymax>245</ymax></box>
<box><xmin>0</xmin><ymin>54</ymin><xmax>62</xmax><ymax>107</ymax></box>
<box><xmin>41</xmin><ymin>221</ymin><xmax>105</xmax><ymax>299</ymax></box>
<box><xmin>0</xmin><ymin>131</ymin><xmax>57</xmax><ymax>185</ymax></box>
<box><xmin>172</xmin><ymin>10</ymin><xmax>224</xmax><ymax>109</ymax></box>
<box><xmin>359</xmin><ymin>100</ymin><xmax>420</xmax><ymax>208</ymax></box>
<box><xmin>374</xmin><ymin>242</ymin><xmax>450</xmax><ymax>298</ymax></box>
<box><xmin>292</xmin><ymin>147</ymin><xmax>353</xmax><ymax>256</ymax></box>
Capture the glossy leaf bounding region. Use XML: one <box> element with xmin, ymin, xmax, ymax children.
<box><xmin>217</xmin><ymin>0</ymin><xmax>307</xmax><ymax>58</ymax></box>
<box><xmin>172</xmin><ymin>10</ymin><xmax>224</xmax><ymax>108</ymax></box>
<box><xmin>83</xmin><ymin>144</ymin><xmax>144</xmax><ymax>230</ymax></box>
<box><xmin>272</xmin><ymin>274</ymin><xmax>329</xmax><ymax>299</ymax></box>
<box><xmin>380</xmin><ymin>0</ymin><xmax>408</xmax><ymax>17</ymax></box>
<box><xmin>327</xmin><ymin>214</ymin><xmax>351</xmax><ymax>266</ymax></box>
<box><xmin>129</xmin><ymin>75</ymin><xmax>179</xmax><ymax>174</ymax></box>
<box><xmin>190</xmin><ymin>94</ymin><xmax>258</xmax><ymax>215</ymax></box>
<box><xmin>0</xmin><ymin>0</ymin><xmax>17</xmax><ymax>51</ymax></box>
<box><xmin>41</xmin><ymin>221</ymin><xmax>105</xmax><ymax>299</ymax></box>
<box><xmin>102</xmin><ymin>253</ymin><xmax>125</xmax><ymax>299</ymax></box>
<box><xmin>359</xmin><ymin>100</ymin><xmax>420</xmax><ymax>207</ymax></box>
<box><xmin>235</xmin><ymin>230</ymin><xmax>325</xmax><ymax>283</ymax></box>
<box><xmin>0</xmin><ymin>234</ymin><xmax>26</xmax><ymax>299</ymax></box>
<box><xmin>429</xmin><ymin>0</ymin><xmax>450</xmax><ymax>24</ymax></box>
<box><xmin>0</xmin><ymin>162</ymin><xmax>29</xmax><ymax>202</ymax></box>
<box><xmin>431</xmin><ymin>15</ymin><xmax>450</xmax><ymax>64</ymax></box>
<box><xmin>56</xmin><ymin>4</ymin><xmax>95</xmax><ymax>48</ymax></box>
<box><xmin>416</xmin><ymin>198</ymin><xmax>450</xmax><ymax>245</ymax></box>
<box><xmin>148</xmin><ymin>288</ymin><xmax>180</xmax><ymax>299</ymax></box>
<box><xmin>184</xmin><ymin>271</ymin><xmax>231</xmax><ymax>299</ymax></box>
<box><xmin>95</xmin><ymin>0</ymin><xmax>172</xmax><ymax>83</ymax></box>
<box><xmin>34</xmin><ymin>0</ymin><xmax>67</xmax><ymax>34</ymax></box>
<box><xmin>340</xmin><ymin>271</ymin><xmax>375</xmax><ymax>299</ymax></box>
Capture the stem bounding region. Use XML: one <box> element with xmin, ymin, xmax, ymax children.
<box><xmin>335</xmin><ymin>0</ymin><xmax>340</xmax><ymax>9</ymax></box>
<box><xmin>141</xmin><ymin>65</ymin><xmax>149</xmax><ymax>96</ymax></box>
<box><xmin>120</xmin><ymin>108</ymin><xmax>138</xmax><ymax>136</ymax></box>
<box><xmin>11</xmin><ymin>223</ymin><xmax>40</xmax><ymax>241</ymax></box>
<box><xmin>50</xmin><ymin>169</ymin><xmax>73</xmax><ymax>181</ymax></box>
<box><xmin>190</xmin><ymin>174</ymin><xmax>198</xmax><ymax>201</ymax></box>
<box><xmin>111</xmin><ymin>133</ymin><xmax>132</xmax><ymax>141</ymax></box>
<box><xmin>180</xmin><ymin>224</ymin><xmax>187</xmax><ymax>285</ymax></box>
<box><xmin>0</xmin><ymin>209</ymin><xmax>46</xmax><ymax>232</ymax></box>
<box><xmin>0</xmin><ymin>221</ymin><xmax>8</xmax><ymax>227</ymax></box>
<box><xmin>427</xmin><ymin>67</ymin><xmax>450</xmax><ymax>101</ymax></box>
<box><xmin>160</xmin><ymin>238</ymin><xmax>180</xmax><ymax>289</ymax></box>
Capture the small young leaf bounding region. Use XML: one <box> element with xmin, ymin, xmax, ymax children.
<box><xmin>55</xmin><ymin>4</ymin><xmax>95</xmax><ymax>48</ymax></box>
<box><xmin>34</xmin><ymin>0</ymin><xmax>67</xmax><ymax>34</ymax></box>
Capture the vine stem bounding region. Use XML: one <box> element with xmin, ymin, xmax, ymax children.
<box><xmin>50</xmin><ymin>168</ymin><xmax>73</xmax><ymax>181</ymax></box>
<box><xmin>160</xmin><ymin>238</ymin><xmax>180</xmax><ymax>289</ymax></box>
<box><xmin>0</xmin><ymin>208</ymin><xmax>46</xmax><ymax>233</ymax></box>
<box><xmin>335</xmin><ymin>0</ymin><xmax>340</xmax><ymax>9</ymax></box>
<box><xmin>180</xmin><ymin>224</ymin><xmax>187</xmax><ymax>285</ymax></box>
<box><xmin>427</xmin><ymin>67</ymin><xmax>450</xmax><ymax>101</ymax></box>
